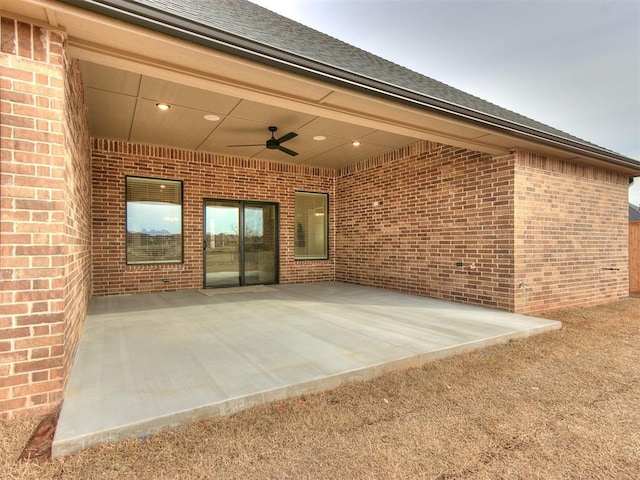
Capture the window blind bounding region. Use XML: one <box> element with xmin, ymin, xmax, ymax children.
<box><xmin>126</xmin><ymin>176</ymin><xmax>183</xmax><ymax>264</ymax></box>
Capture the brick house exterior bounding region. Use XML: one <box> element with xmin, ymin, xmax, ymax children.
<box><xmin>1</xmin><ymin>1</ymin><xmax>639</xmax><ymax>416</ymax></box>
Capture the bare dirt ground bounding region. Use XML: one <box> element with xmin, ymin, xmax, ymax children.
<box><xmin>2</xmin><ymin>297</ymin><xmax>639</xmax><ymax>479</ymax></box>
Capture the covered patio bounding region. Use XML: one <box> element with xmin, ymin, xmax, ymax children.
<box><xmin>52</xmin><ymin>283</ymin><xmax>561</xmax><ymax>456</ymax></box>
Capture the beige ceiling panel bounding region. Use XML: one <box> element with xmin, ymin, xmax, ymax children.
<box><xmin>200</xmin><ymin>116</ymin><xmax>266</xmax><ymax>144</ymax></box>
<box><xmin>303</xmin><ymin>142</ymin><xmax>392</xmax><ymax>169</ymax></box>
<box><xmin>360</xmin><ymin>130</ymin><xmax>417</xmax><ymax>148</ymax></box>
<box><xmin>298</xmin><ymin>117</ymin><xmax>375</xmax><ymax>140</ymax></box>
<box><xmin>199</xmin><ymin>116</ymin><xmax>270</xmax><ymax>155</ymax></box>
<box><xmin>81</xmin><ymin>62</ymin><xmax>141</xmax><ymax>96</ymax></box>
<box><xmin>139</xmin><ymin>76</ymin><xmax>240</xmax><ymax>114</ymax></box>
<box><xmin>288</xmin><ymin>132</ymin><xmax>348</xmax><ymax>157</ymax></box>
<box><xmin>130</xmin><ymin>99</ymin><xmax>217</xmax><ymax>150</ymax></box>
<box><xmin>84</xmin><ymin>88</ymin><xmax>137</xmax><ymax>139</ymax></box>
<box><xmin>250</xmin><ymin>132</ymin><xmax>347</xmax><ymax>164</ymax></box>
<box><xmin>200</xmin><ymin>116</ymin><xmax>342</xmax><ymax>163</ymax></box>
<box><xmin>229</xmin><ymin>100</ymin><xmax>316</xmax><ymax>129</ymax></box>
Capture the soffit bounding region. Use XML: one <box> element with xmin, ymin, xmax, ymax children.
<box><xmin>4</xmin><ymin>0</ymin><xmax>639</xmax><ymax>174</ymax></box>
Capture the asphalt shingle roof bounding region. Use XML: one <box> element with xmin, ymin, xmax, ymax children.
<box><xmin>134</xmin><ymin>0</ymin><xmax>605</xmax><ymax>147</ymax></box>
<box><xmin>84</xmin><ymin>0</ymin><xmax>635</xmax><ymax>163</ymax></box>
<box><xmin>630</xmin><ymin>203</ymin><xmax>640</xmax><ymax>221</ymax></box>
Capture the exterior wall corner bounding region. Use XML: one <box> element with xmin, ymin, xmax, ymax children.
<box><xmin>0</xmin><ymin>16</ymin><xmax>92</xmax><ymax>415</ymax></box>
<box><xmin>335</xmin><ymin>142</ymin><xmax>517</xmax><ymax>312</ymax></box>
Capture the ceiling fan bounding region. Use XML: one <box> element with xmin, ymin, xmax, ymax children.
<box><xmin>228</xmin><ymin>126</ymin><xmax>298</xmax><ymax>156</ymax></box>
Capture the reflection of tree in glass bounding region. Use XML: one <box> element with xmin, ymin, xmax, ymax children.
<box><xmin>211</xmin><ymin>232</ymin><xmax>238</xmax><ymax>248</ymax></box>
<box><xmin>126</xmin><ymin>232</ymin><xmax>182</xmax><ymax>263</ymax></box>
<box><xmin>244</xmin><ymin>208</ymin><xmax>265</xmax><ymax>249</ymax></box>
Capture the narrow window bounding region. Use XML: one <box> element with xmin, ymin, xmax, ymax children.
<box><xmin>294</xmin><ymin>192</ymin><xmax>328</xmax><ymax>260</ymax></box>
<box><xmin>126</xmin><ymin>176</ymin><xmax>183</xmax><ymax>264</ymax></box>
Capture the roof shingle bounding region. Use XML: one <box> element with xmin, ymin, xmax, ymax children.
<box><xmin>103</xmin><ymin>0</ymin><xmax>632</xmax><ymax>159</ymax></box>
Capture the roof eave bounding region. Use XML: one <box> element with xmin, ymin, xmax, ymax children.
<box><xmin>59</xmin><ymin>0</ymin><xmax>640</xmax><ymax>173</ymax></box>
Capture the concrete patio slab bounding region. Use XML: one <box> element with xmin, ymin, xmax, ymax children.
<box><xmin>52</xmin><ymin>282</ymin><xmax>561</xmax><ymax>456</ymax></box>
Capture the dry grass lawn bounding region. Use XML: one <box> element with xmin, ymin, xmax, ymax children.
<box><xmin>2</xmin><ymin>297</ymin><xmax>639</xmax><ymax>479</ymax></box>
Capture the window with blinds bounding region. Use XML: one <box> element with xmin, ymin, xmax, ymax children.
<box><xmin>294</xmin><ymin>192</ymin><xmax>328</xmax><ymax>260</ymax></box>
<box><xmin>126</xmin><ymin>176</ymin><xmax>183</xmax><ymax>264</ymax></box>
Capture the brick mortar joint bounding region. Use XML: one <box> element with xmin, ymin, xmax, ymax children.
<box><xmin>91</xmin><ymin>138</ymin><xmax>337</xmax><ymax>178</ymax></box>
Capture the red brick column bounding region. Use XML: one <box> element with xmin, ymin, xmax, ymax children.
<box><xmin>1</xmin><ymin>17</ymin><xmax>90</xmax><ymax>415</ymax></box>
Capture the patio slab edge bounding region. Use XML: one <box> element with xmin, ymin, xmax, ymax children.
<box><xmin>51</xmin><ymin>353</ymin><xmax>421</xmax><ymax>457</ymax></box>
<box><xmin>51</xmin><ymin>319</ymin><xmax>561</xmax><ymax>457</ymax></box>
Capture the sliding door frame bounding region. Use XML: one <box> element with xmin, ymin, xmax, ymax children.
<box><xmin>202</xmin><ymin>198</ymin><xmax>279</xmax><ymax>288</ymax></box>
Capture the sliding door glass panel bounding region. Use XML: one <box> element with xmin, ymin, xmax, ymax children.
<box><xmin>204</xmin><ymin>201</ymin><xmax>240</xmax><ymax>287</ymax></box>
<box><xmin>244</xmin><ymin>204</ymin><xmax>277</xmax><ymax>285</ymax></box>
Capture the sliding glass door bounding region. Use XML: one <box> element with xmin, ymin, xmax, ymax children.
<box><xmin>204</xmin><ymin>201</ymin><xmax>240</xmax><ymax>287</ymax></box>
<box><xmin>204</xmin><ymin>200</ymin><xmax>277</xmax><ymax>287</ymax></box>
<box><xmin>243</xmin><ymin>203</ymin><xmax>277</xmax><ymax>285</ymax></box>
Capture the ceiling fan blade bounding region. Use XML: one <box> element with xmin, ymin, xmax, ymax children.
<box><xmin>278</xmin><ymin>145</ymin><xmax>298</xmax><ymax>156</ymax></box>
<box><xmin>227</xmin><ymin>144</ymin><xmax>264</xmax><ymax>147</ymax></box>
<box><xmin>276</xmin><ymin>131</ymin><xmax>297</xmax><ymax>144</ymax></box>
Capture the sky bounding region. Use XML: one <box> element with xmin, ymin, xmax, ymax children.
<box><xmin>249</xmin><ymin>0</ymin><xmax>640</xmax><ymax>205</ymax></box>
<box><xmin>128</xmin><ymin>202</ymin><xmax>182</xmax><ymax>234</ymax></box>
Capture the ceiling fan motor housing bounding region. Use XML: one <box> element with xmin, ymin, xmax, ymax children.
<box><xmin>266</xmin><ymin>126</ymin><xmax>279</xmax><ymax>149</ymax></box>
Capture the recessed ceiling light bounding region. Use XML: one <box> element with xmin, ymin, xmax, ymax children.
<box><xmin>156</xmin><ymin>103</ymin><xmax>171</xmax><ymax>111</ymax></box>
<box><xmin>313</xmin><ymin>135</ymin><xmax>326</xmax><ymax>141</ymax></box>
<box><xmin>352</xmin><ymin>141</ymin><xmax>361</xmax><ymax>147</ymax></box>
<box><xmin>204</xmin><ymin>114</ymin><xmax>220</xmax><ymax>122</ymax></box>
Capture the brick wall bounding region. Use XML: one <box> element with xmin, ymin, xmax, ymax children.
<box><xmin>335</xmin><ymin>141</ymin><xmax>516</xmax><ymax>311</ymax></box>
<box><xmin>1</xmin><ymin>17</ymin><xmax>91</xmax><ymax>415</ymax></box>
<box><xmin>61</xmin><ymin>58</ymin><xmax>92</xmax><ymax>392</ymax></box>
<box><xmin>91</xmin><ymin>139</ymin><xmax>335</xmax><ymax>295</ymax></box>
<box><xmin>334</xmin><ymin>143</ymin><xmax>629</xmax><ymax>314</ymax></box>
<box><xmin>513</xmin><ymin>150</ymin><xmax>629</xmax><ymax>313</ymax></box>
